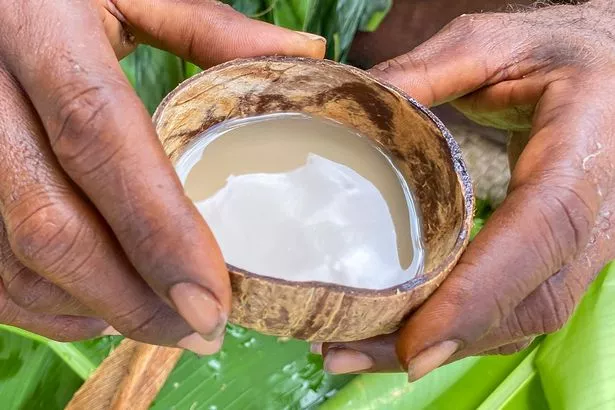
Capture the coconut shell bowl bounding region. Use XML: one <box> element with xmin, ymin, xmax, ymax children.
<box><xmin>152</xmin><ymin>57</ymin><xmax>474</xmax><ymax>343</ymax></box>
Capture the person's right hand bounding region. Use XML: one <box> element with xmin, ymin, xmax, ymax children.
<box><xmin>314</xmin><ymin>0</ymin><xmax>615</xmax><ymax>379</ymax></box>
<box><xmin>0</xmin><ymin>0</ymin><xmax>325</xmax><ymax>355</ymax></box>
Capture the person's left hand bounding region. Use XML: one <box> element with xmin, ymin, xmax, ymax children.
<box><xmin>312</xmin><ymin>0</ymin><xmax>615</xmax><ymax>380</ymax></box>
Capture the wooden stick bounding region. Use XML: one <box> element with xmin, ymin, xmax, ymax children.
<box><xmin>66</xmin><ymin>339</ymin><xmax>183</xmax><ymax>410</ymax></box>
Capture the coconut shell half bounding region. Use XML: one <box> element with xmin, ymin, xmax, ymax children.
<box><xmin>153</xmin><ymin>57</ymin><xmax>474</xmax><ymax>342</ymax></box>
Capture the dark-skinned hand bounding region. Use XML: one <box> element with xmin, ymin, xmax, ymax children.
<box><xmin>0</xmin><ymin>0</ymin><xmax>325</xmax><ymax>355</ymax></box>
<box><xmin>313</xmin><ymin>0</ymin><xmax>615</xmax><ymax>381</ymax></box>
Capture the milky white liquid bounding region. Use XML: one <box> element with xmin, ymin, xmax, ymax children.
<box><xmin>174</xmin><ymin>113</ymin><xmax>424</xmax><ymax>289</ymax></box>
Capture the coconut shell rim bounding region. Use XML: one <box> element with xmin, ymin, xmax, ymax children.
<box><xmin>153</xmin><ymin>55</ymin><xmax>475</xmax><ymax>297</ymax></box>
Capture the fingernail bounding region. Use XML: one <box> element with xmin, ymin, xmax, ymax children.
<box><xmin>101</xmin><ymin>326</ymin><xmax>121</xmax><ymax>336</ymax></box>
<box><xmin>310</xmin><ymin>342</ymin><xmax>322</xmax><ymax>355</ymax></box>
<box><xmin>105</xmin><ymin>0</ymin><xmax>128</xmax><ymax>23</ymax></box>
<box><xmin>407</xmin><ymin>340</ymin><xmax>460</xmax><ymax>383</ymax></box>
<box><xmin>169</xmin><ymin>282</ymin><xmax>227</xmax><ymax>341</ymax></box>
<box><xmin>177</xmin><ymin>332</ymin><xmax>224</xmax><ymax>356</ymax></box>
<box><xmin>324</xmin><ymin>349</ymin><xmax>374</xmax><ymax>374</ymax></box>
<box><xmin>295</xmin><ymin>31</ymin><xmax>326</xmax><ymax>43</ymax></box>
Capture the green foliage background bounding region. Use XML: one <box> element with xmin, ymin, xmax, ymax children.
<box><xmin>2</xmin><ymin>1</ymin><xmax>615</xmax><ymax>409</ymax></box>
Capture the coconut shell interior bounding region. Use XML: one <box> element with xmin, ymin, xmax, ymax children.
<box><xmin>153</xmin><ymin>57</ymin><xmax>474</xmax><ymax>342</ymax></box>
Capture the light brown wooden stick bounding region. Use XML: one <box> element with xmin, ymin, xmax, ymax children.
<box><xmin>66</xmin><ymin>339</ymin><xmax>183</xmax><ymax>410</ymax></box>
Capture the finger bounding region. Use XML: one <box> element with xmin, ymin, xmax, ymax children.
<box><xmin>0</xmin><ymin>219</ymin><xmax>89</xmax><ymax>316</ymax></box>
<box><xmin>108</xmin><ymin>0</ymin><xmax>326</xmax><ymax>66</ymax></box>
<box><xmin>318</xmin><ymin>333</ymin><xmax>401</xmax><ymax>374</ymax></box>
<box><xmin>450</xmin><ymin>78</ymin><xmax>545</xmax><ymax>130</ymax></box>
<box><xmin>0</xmin><ymin>68</ymin><xmax>90</xmax><ymax>316</ymax></box>
<box><xmin>2</xmin><ymin>1</ymin><xmax>230</xmax><ymax>344</ymax></box>
<box><xmin>478</xmin><ymin>337</ymin><xmax>535</xmax><ymax>357</ymax></box>
<box><xmin>99</xmin><ymin>0</ymin><xmax>137</xmax><ymax>59</ymax></box>
<box><xmin>0</xmin><ymin>63</ymin><xmax>214</xmax><ymax>353</ymax></box>
<box><xmin>0</xmin><ymin>260</ymin><xmax>87</xmax><ymax>316</ymax></box>
<box><xmin>452</xmin><ymin>193</ymin><xmax>615</xmax><ymax>360</ymax></box>
<box><xmin>317</xmin><ymin>335</ymin><xmax>537</xmax><ymax>375</ymax></box>
<box><xmin>368</xmin><ymin>12</ymin><xmax>551</xmax><ymax>107</ymax></box>
<box><xmin>0</xmin><ymin>278</ymin><xmax>108</xmax><ymax>342</ymax></box>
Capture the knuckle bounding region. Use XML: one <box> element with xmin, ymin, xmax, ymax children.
<box><xmin>511</xmin><ymin>279</ymin><xmax>577</xmax><ymax>337</ymax></box>
<box><xmin>444</xmin><ymin>260</ymin><xmax>517</xmax><ymax>326</ymax></box>
<box><xmin>0</xmin><ymin>282</ymin><xmax>17</xmax><ymax>323</ymax></box>
<box><xmin>530</xmin><ymin>178</ymin><xmax>596</xmax><ymax>267</ymax></box>
<box><xmin>432</xmin><ymin>266</ymin><xmax>481</xmax><ymax>314</ymax></box>
<box><xmin>371</xmin><ymin>53</ymin><xmax>428</xmax><ymax>90</ymax></box>
<box><xmin>442</xmin><ymin>271</ymin><xmax>479</xmax><ymax>308</ymax></box>
<box><xmin>540</xmin><ymin>311</ymin><xmax>569</xmax><ymax>334</ymax></box>
<box><xmin>374</xmin><ymin>53</ymin><xmax>410</xmax><ymax>73</ymax></box>
<box><xmin>427</xmin><ymin>266</ymin><xmax>517</xmax><ymax>338</ymax></box>
<box><xmin>3</xmin><ymin>269</ymin><xmax>64</xmax><ymax>312</ymax></box>
<box><xmin>129</xmin><ymin>222</ymin><xmax>166</xmax><ymax>258</ymax></box>
<box><xmin>126</xmin><ymin>215</ymin><xmax>196</xmax><ymax>270</ymax></box>
<box><xmin>504</xmin><ymin>305</ymin><xmax>532</xmax><ymax>340</ymax></box>
<box><xmin>52</xmin><ymin>82</ymin><xmax>107</xmax><ymax>148</ymax></box>
<box><xmin>49</xmin><ymin>79</ymin><xmax>126</xmax><ymax>173</ymax></box>
<box><xmin>112</xmin><ymin>302</ymin><xmax>163</xmax><ymax>342</ymax></box>
<box><xmin>538</xmin><ymin>280</ymin><xmax>575</xmax><ymax>334</ymax></box>
<box><xmin>7</xmin><ymin>199</ymin><xmax>82</xmax><ymax>270</ymax></box>
<box><xmin>533</xmin><ymin>33</ymin><xmax>607</xmax><ymax>72</ymax></box>
<box><xmin>2</xmin><ymin>266</ymin><xmax>39</xmax><ymax>309</ymax></box>
<box><xmin>446</xmin><ymin>13</ymin><xmax>488</xmax><ymax>37</ymax></box>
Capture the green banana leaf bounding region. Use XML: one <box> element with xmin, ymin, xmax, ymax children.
<box><xmin>0</xmin><ymin>326</ymin><xmax>122</xmax><ymax>410</ymax></box>
<box><xmin>1</xmin><ymin>323</ymin><xmax>348</xmax><ymax>410</ymax></box>
<box><xmin>359</xmin><ymin>0</ymin><xmax>392</xmax><ymax>32</ymax></box>
<box><xmin>223</xmin><ymin>0</ymin><xmax>388</xmax><ymax>62</ymax></box>
<box><xmin>224</xmin><ymin>0</ymin><xmax>266</xmax><ymax>17</ymax></box>
<box><xmin>120</xmin><ymin>45</ymin><xmax>185</xmax><ymax>114</ymax></box>
<box><xmin>0</xmin><ymin>330</ymin><xmax>83</xmax><ymax>409</ymax></box>
<box><xmin>535</xmin><ymin>262</ymin><xmax>615</xmax><ymax>409</ymax></box>
<box><xmin>266</xmin><ymin>0</ymin><xmax>309</xmax><ymax>30</ymax></box>
<box><xmin>0</xmin><ymin>326</ymin><xmax>121</xmax><ymax>379</ymax></box>
<box><xmin>151</xmin><ymin>325</ymin><xmax>351</xmax><ymax>409</ymax></box>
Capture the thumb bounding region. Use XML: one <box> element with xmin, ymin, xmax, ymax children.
<box><xmin>395</xmin><ymin>82</ymin><xmax>604</xmax><ymax>381</ymax></box>
<box><xmin>109</xmin><ymin>0</ymin><xmax>326</xmax><ymax>67</ymax></box>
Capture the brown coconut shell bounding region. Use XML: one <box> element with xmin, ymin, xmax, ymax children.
<box><xmin>153</xmin><ymin>57</ymin><xmax>474</xmax><ymax>342</ymax></box>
